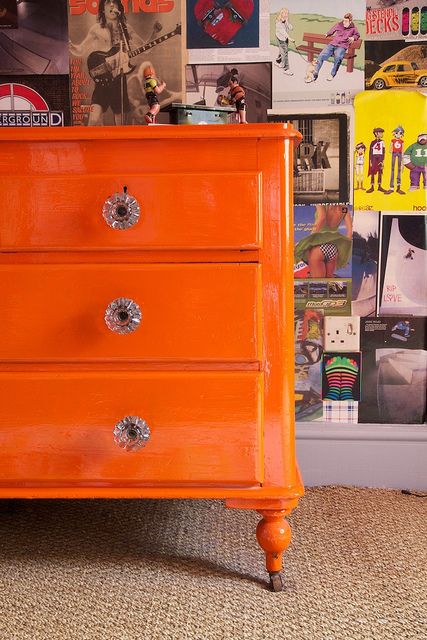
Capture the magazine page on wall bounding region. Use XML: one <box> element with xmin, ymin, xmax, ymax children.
<box><xmin>294</xmin><ymin>205</ymin><xmax>353</xmax><ymax>279</ymax></box>
<box><xmin>322</xmin><ymin>350</ymin><xmax>361</xmax><ymax>402</ymax></box>
<box><xmin>377</xmin><ymin>213</ymin><xmax>427</xmax><ymax>316</ymax></box>
<box><xmin>365</xmin><ymin>40</ymin><xmax>427</xmax><ymax>93</ymax></box>
<box><xmin>268</xmin><ymin>112</ymin><xmax>350</xmax><ymax>204</ymax></box>
<box><xmin>359</xmin><ymin>315</ymin><xmax>427</xmax><ymax>424</ymax></box>
<box><xmin>366</xmin><ymin>0</ymin><xmax>427</xmax><ymax>43</ymax></box>
<box><xmin>68</xmin><ymin>0</ymin><xmax>183</xmax><ymax>126</ymax></box>
<box><xmin>294</xmin><ymin>309</ymin><xmax>324</xmax><ymax>422</ymax></box>
<box><xmin>354</xmin><ymin>90</ymin><xmax>427</xmax><ymax>211</ymax></box>
<box><xmin>185</xmin><ymin>61</ymin><xmax>272</xmax><ymax>122</ymax></box>
<box><xmin>0</xmin><ymin>0</ymin><xmax>69</xmax><ymax>75</ymax></box>
<box><xmin>0</xmin><ymin>0</ymin><xmax>17</xmax><ymax>30</ymax></box>
<box><xmin>351</xmin><ymin>209</ymin><xmax>380</xmax><ymax>318</ymax></box>
<box><xmin>186</xmin><ymin>0</ymin><xmax>272</xmax><ymax>63</ymax></box>
<box><xmin>0</xmin><ymin>75</ymin><xmax>71</xmax><ymax>126</ymax></box>
<box><xmin>269</xmin><ymin>0</ymin><xmax>365</xmax><ymax>108</ymax></box>
<box><xmin>294</xmin><ymin>279</ymin><xmax>352</xmax><ymax>317</ymax></box>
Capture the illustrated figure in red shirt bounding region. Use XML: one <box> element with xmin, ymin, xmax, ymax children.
<box><xmin>386</xmin><ymin>125</ymin><xmax>405</xmax><ymax>195</ymax></box>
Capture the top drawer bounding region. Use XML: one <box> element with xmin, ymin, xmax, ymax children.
<box><xmin>1</xmin><ymin>172</ymin><xmax>261</xmax><ymax>251</ymax></box>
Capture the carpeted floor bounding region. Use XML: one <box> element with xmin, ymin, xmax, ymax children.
<box><xmin>0</xmin><ymin>487</ymin><xmax>426</xmax><ymax>640</ymax></box>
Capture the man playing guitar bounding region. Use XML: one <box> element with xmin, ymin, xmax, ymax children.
<box><xmin>69</xmin><ymin>0</ymin><xmax>145</xmax><ymax>125</ymax></box>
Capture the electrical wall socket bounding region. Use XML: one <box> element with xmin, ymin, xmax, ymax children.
<box><xmin>324</xmin><ymin>316</ymin><xmax>360</xmax><ymax>351</ymax></box>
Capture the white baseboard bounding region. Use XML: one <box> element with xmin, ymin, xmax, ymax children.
<box><xmin>296</xmin><ymin>423</ymin><xmax>427</xmax><ymax>490</ymax></box>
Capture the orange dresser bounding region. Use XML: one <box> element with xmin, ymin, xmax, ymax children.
<box><xmin>0</xmin><ymin>124</ymin><xmax>303</xmax><ymax>591</ymax></box>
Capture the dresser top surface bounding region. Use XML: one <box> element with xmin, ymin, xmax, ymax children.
<box><xmin>0</xmin><ymin>122</ymin><xmax>302</xmax><ymax>144</ymax></box>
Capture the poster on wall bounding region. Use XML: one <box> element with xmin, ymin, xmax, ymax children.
<box><xmin>321</xmin><ymin>351</ymin><xmax>361</xmax><ymax>401</ymax></box>
<box><xmin>68</xmin><ymin>0</ymin><xmax>183</xmax><ymax>126</ymax></box>
<box><xmin>294</xmin><ymin>309</ymin><xmax>324</xmax><ymax>421</ymax></box>
<box><xmin>185</xmin><ymin>62</ymin><xmax>271</xmax><ymax>122</ymax></box>
<box><xmin>0</xmin><ymin>0</ymin><xmax>18</xmax><ymax>29</ymax></box>
<box><xmin>269</xmin><ymin>0</ymin><xmax>365</xmax><ymax>108</ymax></box>
<box><xmin>377</xmin><ymin>213</ymin><xmax>427</xmax><ymax>316</ymax></box>
<box><xmin>269</xmin><ymin>112</ymin><xmax>350</xmax><ymax>204</ymax></box>
<box><xmin>186</xmin><ymin>0</ymin><xmax>270</xmax><ymax>64</ymax></box>
<box><xmin>0</xmin><ymin>75</ymin><xmax>71</xmax><ymax>126</ymax></box>
<box><xmin>351</xmin><ymin>209</ymin><xmax>380</xmax><ymax>317</ymax></box>
<box><xmin>294</xmin><ymin>204</ymin><xmax>353</xmax><ymax>279</ymax></box>
<box><xmin>359</xmin><ymin>316</ymin><xmax>427</xmax><ymax>424</ymax></box>
<box><xmin>365</xmin><ymin>40</ymin><xmax>427</xmax><ymax>91</ymax></box>
<box><xmin>186</xmin><ymin>0</ymin><xmax>259</xmax><ymax>49</ymax></box>
<box><xmin>294</xmin><ymin>279</ymin><xmax>352</xmax><ymax>315</ymax></box>
<box><xmin>366</xmin><ymin>1</ymin><xmax>427</xmax><ymax>42</ymax></box>
<box><xmin>0</xmin><ymin>0</ymin><xmax>69</xmax><ymax>74</ymax></box>
<box><xmin>354</xmin><ymin>90</ymin><xmax>427</xmax><ymax>211</ymax></box>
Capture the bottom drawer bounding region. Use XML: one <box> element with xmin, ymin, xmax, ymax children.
<box><xmin>0</xmin><ymin>372</ymin><xmax>263</xmax><ymax>487</ymax></box>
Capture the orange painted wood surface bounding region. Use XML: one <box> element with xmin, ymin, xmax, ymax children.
<box><xmin>2</xmin><ymin>172</ymin><xmax>261</xmax><ymax>251</ymax></box>
<box><xmin>0</xmin><ymin>124</ymin><xmax>301</xmax><ymax>178</ymax></box>
<box><xmin>0</xmin><ymin>250</ymin><xmax>260</xmax><ymax>265</ymax></box>
<box><xmin>0</xmin><ymin>263</ymin><xmax>260</xmax><ymax>362</ymax></box>
<box><xmin>0</xmin><ymin>372</ymin><xmax>263</xmax><ymax>486</ymax></box>
<box><xmin>0</xmin><ymin>122</ymin><xmax>301</xmax><ymax>145</ymax></box>
<box><xmin>0</xmin><ymin>486</ymin><xmax>301</xmax><ymax>499</ymax></box>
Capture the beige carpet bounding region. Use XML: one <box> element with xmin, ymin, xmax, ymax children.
<box><xmin>0</xmin><ymin>487</ymin><xmax>426</xmax><ymax>640</ymax></box>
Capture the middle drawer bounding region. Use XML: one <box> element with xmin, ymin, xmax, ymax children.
<box><xmin>1</xmin><ymin>263</ymin><xmax>260</xmax><ymax>362</ymax></box>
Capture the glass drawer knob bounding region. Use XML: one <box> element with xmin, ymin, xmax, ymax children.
<box><xmin>114</xmin><ymin>416</ymin><xmax>150</xmax><ymax>452</ymax></box>
<box><xmin>102</xmin><ymin>191</ymin><xmax>140</xmax><ymax>230</ymax></box>
<box><xmin>105</xmin><ymin>297</ymin><xmax>141</xmax><ymax>334</ymax></box>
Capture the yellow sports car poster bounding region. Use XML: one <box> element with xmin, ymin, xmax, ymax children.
<box><xmin>354</xmin><ymin>90</ymin><xmax>427</xmax><ymax>212</ymax></box>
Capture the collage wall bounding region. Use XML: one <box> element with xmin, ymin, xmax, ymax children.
<box><xmin>0</xmin><ymin>0</ymin><xmax>426</xmax><ymax>425</ymax></box>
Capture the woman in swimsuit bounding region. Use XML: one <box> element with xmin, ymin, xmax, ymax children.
<box><xmin>294</xmin><ymin>204</ymin><xmax>353</xmax><ymax>278</ymax></box>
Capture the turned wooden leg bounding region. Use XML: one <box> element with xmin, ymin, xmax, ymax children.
<box><xmin>256</xmin><ymin>509</ymin><xmax>291</xmax><ymax>592</ymax></box>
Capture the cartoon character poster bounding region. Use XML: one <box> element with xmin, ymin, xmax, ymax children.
<box><xmin>269</xmin><ymin>0</ymin><xmax>365</xmax><ymax>107</ymax></box>
<box><xmin>354</xmin><ymin>90</ymin><xmax>427</xmax><ymax>211</ymax></box>
<box><xmin>68</xmin><ymin>0</ymin><xmax>183</xmax><ymax>126</ymax></box>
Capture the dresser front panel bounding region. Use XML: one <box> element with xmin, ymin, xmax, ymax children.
<box><xmin>2</xmin><ymin>172</ymin><xmax>261</xmax><ymax>251</ymax></box>
<box><xmin>0</xmin><ymin>263</ymin><xmax>260</xmax><ymax>362</ymax></box>
<box><xmin>0</xmin><ymin>372</ymin><xmax>263</xmax><ymax>486</ymax></box>
<box><xmin>0</xmin><ymin>125</ymin><xmax>302</xmax><ymax>500</ymax></box>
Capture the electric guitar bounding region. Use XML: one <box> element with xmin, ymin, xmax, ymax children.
<box><xmin>87</xmin><ymin>24</ymin><xmax>181</xmax><ymax>86</ymax></box>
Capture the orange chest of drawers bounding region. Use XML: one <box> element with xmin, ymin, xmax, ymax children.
<box><xmin>0</xmin><ymin>123</ymin><xmax>303</xmax><ymax>591</ymax></box>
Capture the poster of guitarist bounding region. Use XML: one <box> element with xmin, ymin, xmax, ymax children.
<box><xmin>68</xmin><ymin>0</ymin><xmax>183</xmax><ymax>126</ymax></box>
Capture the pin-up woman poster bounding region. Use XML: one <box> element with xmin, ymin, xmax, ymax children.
<box><xmin>294</xmin><ymin>204</ymin><xmax>353</xmax><ymax>278</ymax></box>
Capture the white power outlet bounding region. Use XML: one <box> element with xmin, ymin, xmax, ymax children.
<box><xmin>324</xmin><ymin>316</ymin><xmax>360</xmax><ymax>351</ymax></box>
